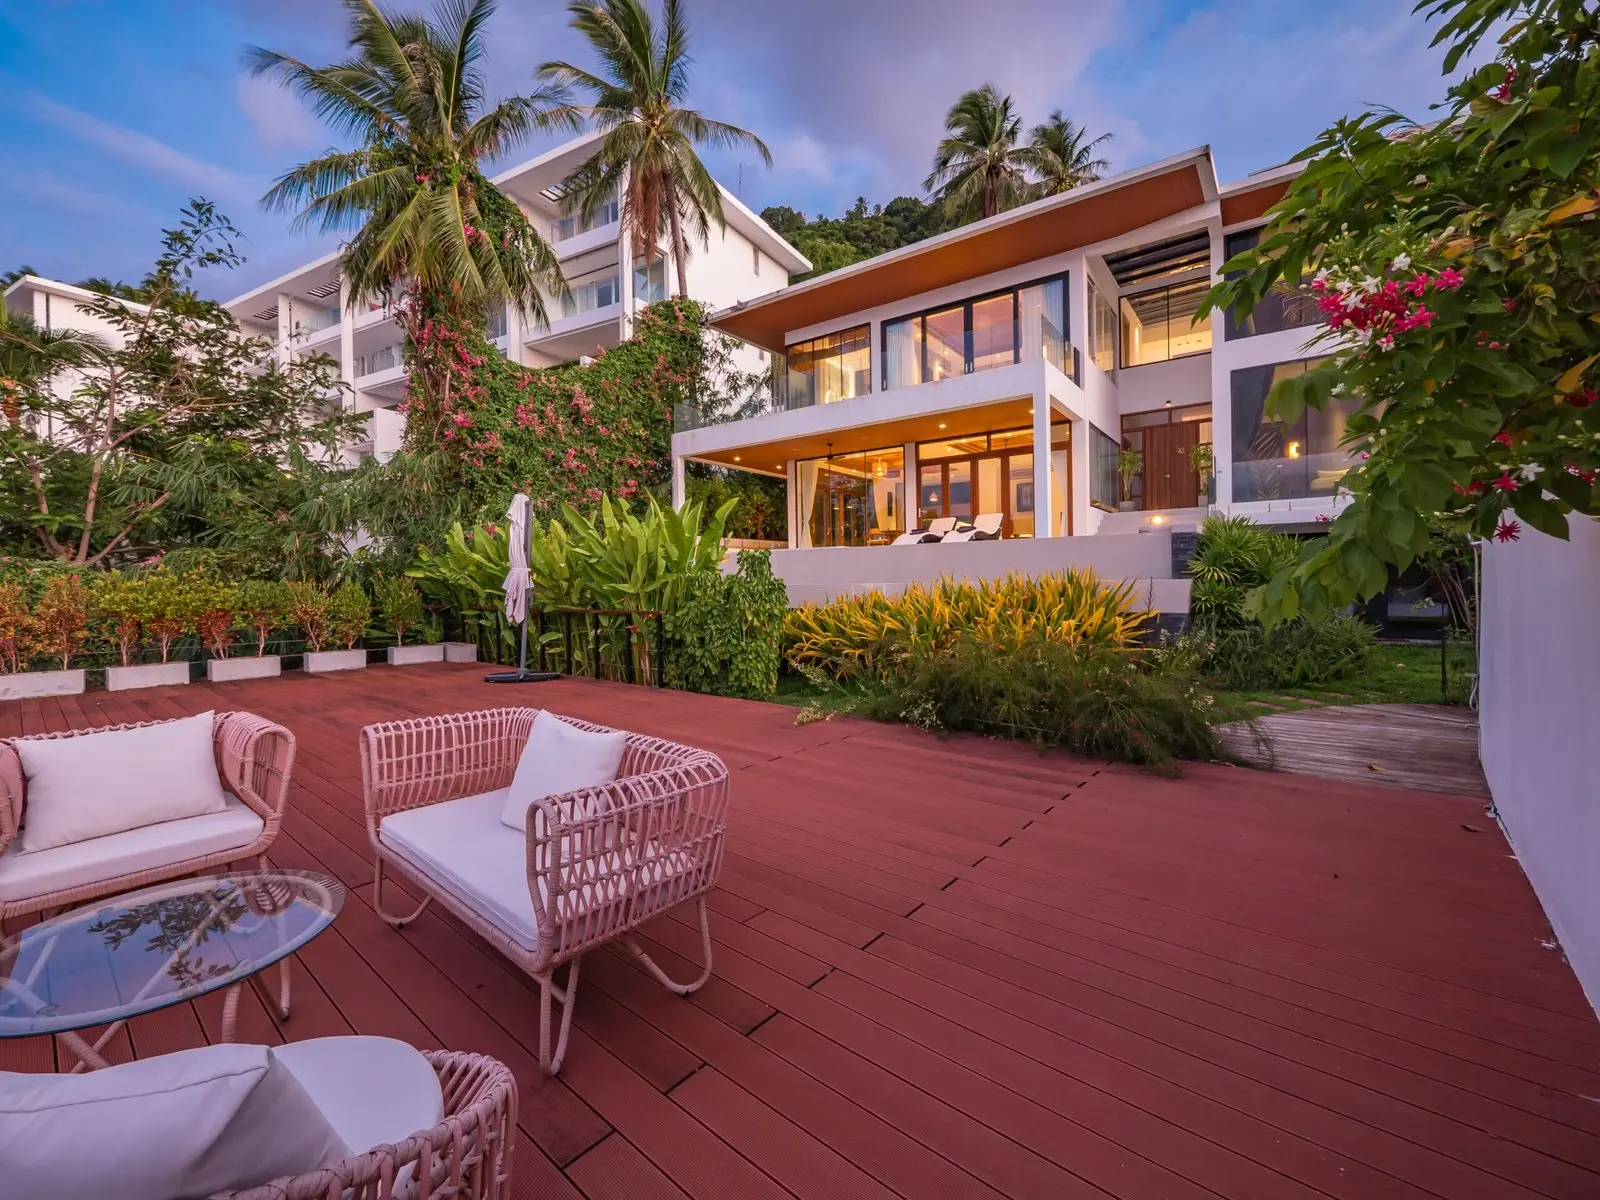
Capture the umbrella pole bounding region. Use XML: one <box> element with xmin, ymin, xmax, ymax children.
<box><xmin>487</xmin><ymin>494</ymin><xmax>558</xmax><ymax>684</ymax></box>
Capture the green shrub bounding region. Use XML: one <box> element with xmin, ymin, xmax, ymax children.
<box><xmin>92</xmin><ymin>570</ymin><xmax>146</xmax><ymax>666</ymax></box>
<box><xmin>857</xmin><ymin>633</ymin><xmax>1221</xmax><ymax>773</ymax></box>
<box><xmin>327</xmin><ymin>580</ymin><xmax>371</xmax><ymax>650</ymax></box>
<box><xmin>191</xmin><ymin>578</ymin><xmax>240</xmax><ymax>659</ymax></box>
<box><xmin>784</xmin><ymin>572</ymin><xmax>1151</xmax><ymax>682</ymax></box>
<box><xmin>375</xmin><ymin>575</ymin><xmax>426</xmax><ymax>645</ymax></box>
<box><xmin>140</xmin><ymin>568</ymin><xmax>202</xmax><ymax>663</ymax></box>
<box><xmin>238</xmin><ymin>580</ymin><xmax>290</xmax><ymax>657</ymax></box>
<box><xmin>286</xmin><ymin>580</ymin><xmax>332</xmax><ymax>652</ymax></box>
<box><xmin>667</xmin><ymin>551</ymin><xmax>789</xmax><ymax>698</ymax></box>
<box><xmin>1188</xmin><ymin>515</ymin><xmax>1301</xmax><ymax>625</ymax></box>
<box><xmin>1194</xmin><ymin>613</ymin><xmax>1377</xmax><ymax>690</ymax></box>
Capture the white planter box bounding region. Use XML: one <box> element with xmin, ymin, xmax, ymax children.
<box><xmin>207</xmin><ymin>656</ymin><xmax>283</xmax><ymax>683</ymax></box>
<box><xmin>0</xmin><ymin>669</ymin><xmax>86</xmax><ymax>701</ymax></box>
<box><xmin>443</xmin><ymin>642</ymin><xmax>478</xmax><ymax>663</ymax></box>
<box><xmin>105</xmin><ymin>661</ymin><xmax>190</xmax><ymax>692</ymax></box>
<box><xmin>387</xmin><ymin>644</ymin><xmax>445</xmax><ymax>666</ymax></box>
<box><xmin>304</xmin><ymin>649</ymin><xmax>368</xmax><ymax>674</ymax></box>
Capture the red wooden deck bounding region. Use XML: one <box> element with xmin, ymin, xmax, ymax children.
<box><xmin>4</xmin><ymin>663</ymin><xmax>1599</xmax><ymax>1199</ymax></box>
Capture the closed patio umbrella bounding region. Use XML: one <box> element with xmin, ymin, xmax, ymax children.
<box><xmin>486</xmin><ymin>492</ymin><xmax>557</xmax><ymax>684</ymax></box>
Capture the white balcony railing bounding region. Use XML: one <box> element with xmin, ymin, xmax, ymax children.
<box><xmin>292</xmin><ymin>304</ymin><xmax>340</xmax><ymax>341</ymax></box>
<box><xmin>354</xmin><ymin>342</ymin><xmax>403</xmax><ymax>378</ymax></box>
<box><xmin>550</xmin><ymin>199</ymin><xmax>619</xmax><ymax>243</ymax></box>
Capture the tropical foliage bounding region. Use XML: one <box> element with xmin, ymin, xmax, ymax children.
<box><xmin>249</xmin><ymin>0</ymin><xmax>573</xmax><ymax>445</ymax></box>
<box><xmin>1021</xmin><ymin>111</ymin><xmax>1114</xmax><ymax>197</ymax></box>
<box><xmin>784</xmin><ymin>572</ymin><xmax>1151</xmax><ymax>681</ymax></box>
<box><xmin>537</xmin><ymin>0</ymin><xmax>772</xmax><ymax>298</ymax></box>
<box><xmin>1187</xmin><ymin>516</ymin><xmax>1301</xmax><ymax>624</ymax></box>
<box><xmin>925</xmin><ymin>85</ymin><xmax>1030</xmax><ymax>223</ymax></box>
<box><xmin>0</xmin><ymin>203</ymin><xmax>364</xmax><ymax>567</ymax></box>
<box><xmin>1206</xmin><ymin>0</ymin><xmax>1600</xmax><ymax>623</ymax></box>
<box><xmin>666</xmin><ymin>551</ymin><xmax>789</xmax><ymax>697</ymax></box>
<box><xmin>759</xmin><ymin>196</ymin><xmax>950</xmax><ymax>282</ymax></box>
<box><xmin>858</xmin><ymin>634</ymin><xmax>1221</xmax><ymax>773</ymax></box>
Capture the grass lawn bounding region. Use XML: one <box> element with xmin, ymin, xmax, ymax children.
<box><xmin>771</xmin><ymin>640</ymin><xmax>1477</xmax><ymax>726</ymax></box>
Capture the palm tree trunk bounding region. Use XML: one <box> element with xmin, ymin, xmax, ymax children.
<box><xmin>664</xmin><ymin>175</ymin><xmax>690</xmax><ymax>299</ymax></box>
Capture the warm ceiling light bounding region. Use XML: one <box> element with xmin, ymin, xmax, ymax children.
<box><xmin>1149</xmin><ymin>514</ymin><xmax>1167</xmax><ymax>525</ymax></box>
<box><xmin>733</xmin><ymin>455</ymin><xmax>741</xmax><ymax>462</ymax></box>
<box><xmin>938</xmin><ymin>423</ymin><xmax>947</xmax><ymax>429</ymax></box>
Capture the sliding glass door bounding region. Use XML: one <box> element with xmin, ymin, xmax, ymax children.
<box><xmin>882</xmin><ymin>275</ymin><xmax>1069</xmax><ymax>389</ymax></box>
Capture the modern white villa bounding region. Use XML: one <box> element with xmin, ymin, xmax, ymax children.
<box><xmin>222</xmin><ymin>131</ymin><xmax>810</xmax><ymax>461</ymax></box>
<box><xmin>672</xmin><ymin>147</ymin><xmax>1341</xmax><ymax>562</ymax></box>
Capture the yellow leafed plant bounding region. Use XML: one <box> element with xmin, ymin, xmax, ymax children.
<box><xmin>783</xmin><ymin>571</ymin><xmax>1151</xmax><ymax>680</ymax></box>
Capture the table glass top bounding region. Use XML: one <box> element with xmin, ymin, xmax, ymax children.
<box><xmin>0</xmin><ymin>869</ymin><xmax>344</xmax><ymax>1037</ymax></box>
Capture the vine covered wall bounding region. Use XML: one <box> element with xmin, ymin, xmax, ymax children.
<box><xmin>404</xmin><ymin>298</ymin><xmax>705</xmax><ymax>516</ymax></box>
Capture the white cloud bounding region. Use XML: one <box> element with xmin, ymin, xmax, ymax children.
<box><xmin>235</xmin><ymin>71</ymin><xmax>325</xmax><ymax>151</ymax></box>
<box><xmin>28</xmin><ymin>92</ymin><xmax>253</xmax><ymax>201</ymax></box>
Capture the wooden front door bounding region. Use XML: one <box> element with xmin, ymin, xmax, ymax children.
<box><xmin>1143</xmin><ymin>421</ymin><xmax>1202</xmax><ymax>510</ymax></box>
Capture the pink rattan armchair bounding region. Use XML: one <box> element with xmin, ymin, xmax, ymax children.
<box><xmin>360</xmin><ymin>708</ymin><xmax>729</xmax><ymax>1074</ymax></box>
<box><xmin>0</xmin><ymin>712</ymin><xmax>296</xmax><ymax>925</ymax></box>
<box><xmin>216</xmin><ymin>1049</ymin><xmax>516</xmax><ymax>1200</ymax></box>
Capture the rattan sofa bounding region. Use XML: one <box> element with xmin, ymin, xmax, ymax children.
<box><xmin>219</xmin><ymin>1048</ymin><xmax>516</xmax><ymax>1200</ymax></box>
<box><xmin>0</xmin><ymin>712</ymin><xmax>295</xmax><ymax>927</ymax></box>
<box><xmin>360</xmin><ymin>707</ymin><xmax>729</xmax><ymax>1074</ymax></box>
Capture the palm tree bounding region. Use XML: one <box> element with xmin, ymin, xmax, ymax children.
<box><xmin>0</xmin><ymin>308</ymin><xmax>100</xmax><ymax>425</ymax></box>
<box><xmin>924</xmin><ymin>85</ymin><xmax>1029</xmax><ymax>225</ymax></box>
<box><xmin>248</xmin><ymin>0</ymin><xmax>575</xmax><ymax>436</ymax></box>
<box><xmin>536</xmin><ymin>0</ymin><xmax>772</xmax><ymax>299</ymax></box>
<box><xmin>1022</xmin><ymin>112</ymin><xmax>1113</xmax><ymax>197</ymax></box>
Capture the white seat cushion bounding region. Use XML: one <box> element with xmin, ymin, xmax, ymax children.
<box><xmin>380</xmin><ymin>791</ymin><xmax>633</xmax><ymax>952</ymax></box>
<box><xmin>0</xmin><ymin>1042</ymin><xmax>348</xmax><ymax>1200</ymax></box>
<box><xmin>500</xmin><ymin>712</ymin><xmax>626</xmax><ymax>833</ymax></box>
<box><xmin>273</xmin><ymin>1036</ymin><xmax>442</xmax><ymax>1156</ymax></box>
<box><xmin>15</xmin><ymin>712</ymin><xmax>228</xmax><ymax>853</ymax></box>
<box><xmin>0</xmin><ymin>794</ymin><xmax>263</xmax><ymax>903</ymax></box>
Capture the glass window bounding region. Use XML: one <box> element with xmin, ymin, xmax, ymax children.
<box><xmin>883</xmin><ymin>317</ymin><xmax>925</xmax><ymax>389</ymax></box>
<box><xmin>486</xmin><ymin>305</ymin><xmax>507</xmax><ymax>340</ymax></box>
<box><xmin>881</xmin><ymin>275</ymin><xmax>1070</xmax><ymax>389</ymax></box>
<box><xmin>633</xmin><ymin>258</ymin><xmax>666</xmax><ymax>304</ymax></box>
<box><xmin>1119</xmin><ymin>279</ymin><xmax>1212</xmax><ymax>367</ymax></box>
<box><xmin>1016</xmin><ymin>278</ymin><xmax>1066</xmax><ymax>373</ymax></box>
<box><xmin>1231</xmin><ymin>357</ymin><xmax>1359</xmax><ymax>502</ymax></box>
<box><xmin>1090</xmin><ymin>424</ymin><xmax>1121</xmax><ymax>510</ymax></box>
<box><xmin>1088</xmin><ymin>279</ymin><xmax>1117</xmax><ymax>373</ymax></box>
<box><xmin>946</xmin><ymin>460</ymin><xmax>974</xmax><ymax>519</ymax></box>
<box><xmin>925</xmin><ymin>306</ymin><xmax>965</xmax><ymax>382</ymax></box>
<box><xmin>1007</xmin><ymin>452</ymin><xmax>1035</xmax><ymax>537</ymax></box>
<box><xmin>970</xmin><ymin>294</ymin><xmax>1015</xmax><ymax>373</ymax></box>
<box><xmin>795</xmin><ymin>447</ymin><xmax>905</xmax><ymax>546</ymax></box>
<box><xmin>785</xmin><ymin>325</ymin><xmax>871</xmax><ymax>409</ymax></box>
<box><xmin>1222</xmin><ymin>228</ymin><xmax>1321</xmax><ymax>340</ymax></box>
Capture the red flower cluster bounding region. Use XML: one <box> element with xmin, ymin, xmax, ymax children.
<box><xmin>1311</xmin><ymin>266</ymin><xmax>1463</xmax><ymax>345</ymax></box>
<box><xmin>1494</xmin><ymin>518</ymin><xmax>1521</xmax><ymax>543</ymax></box>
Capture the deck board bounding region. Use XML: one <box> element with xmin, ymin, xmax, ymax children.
<box><xmin>3</xmin><ymin>663</ymin><xmax>1598</xmax><ymax>1199</ymax></box>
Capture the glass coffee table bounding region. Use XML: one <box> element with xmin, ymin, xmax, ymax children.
<box><xmin>0</xmin><ymin>869</ymin><xmax>344</xmax><ymax>1071</ymax></box>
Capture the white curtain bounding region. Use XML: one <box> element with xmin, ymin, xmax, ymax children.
<box><xmin>795</xmin><ymin>460</ymin><xmax>824</xmax><ymax>548</ymax></box>
<box><xmin>883</xmin><ymin>319</ymin><xmax>920</xmax><ymax>390</ymax></box>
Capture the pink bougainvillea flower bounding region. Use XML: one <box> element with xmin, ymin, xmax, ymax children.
<box><xmin>1493</xmin><ymin>518</ymin><xmax>1521</xmax><ymax>543</ymax></box>
<box><xmin>484</xmin><ymin>524</ymin><xmax>498</xmax><ymax>537</ymax></box>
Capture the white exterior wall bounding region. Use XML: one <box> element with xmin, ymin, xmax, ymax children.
<box><xmin>4</xmin><ymin>278</ymin><xmax>139</xmax><ymax>442</ymax></box>
<box><xmin>765</xmin><ymin>532</ymin><xmax>1190</xmax><ymax>612</ymax></box>
<box><xmin>1479</xmin><ymin>516</ymin><xmax>1600</xmax><ymax>1016</ymax></box>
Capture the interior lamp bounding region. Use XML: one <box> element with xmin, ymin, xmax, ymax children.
<box><xmin>1286</xmin><ymin>440</ymin><xmax>1302</xmax><ymax>459</ymax></box>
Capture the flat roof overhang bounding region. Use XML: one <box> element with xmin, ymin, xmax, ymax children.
<box><xmin>710</xmin><ymin>148</ymin><xmax>1216</xmax><ymax>353</ymax></box>
<box><xmin>681</xmin><ymin>396</ymin><xmax>1069</xmax><ymax>474</ymax></box>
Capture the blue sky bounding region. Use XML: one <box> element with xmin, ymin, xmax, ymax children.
<box><xmin>0</xmin><ymin>0</ymin><xmax>1473</xmax><ymax>300</ymax></box>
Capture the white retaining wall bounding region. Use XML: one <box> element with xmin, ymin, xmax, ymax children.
<box><xmin>1480</xmin><ymin>515</ymin><xmax>1600</xmax><ymax>1015</ymax></box>
<box><xmin>762</xmin><ymin>531</ymin><xmax>1191</xmax><ymax>612</ymax></box>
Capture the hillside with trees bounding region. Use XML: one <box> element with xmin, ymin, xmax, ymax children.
<box><xmin>759</xmin><ymin>196</ymin><xmax>952</xmax><ymax>281</ymax></box>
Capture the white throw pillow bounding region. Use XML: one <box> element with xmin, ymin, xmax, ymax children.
<box><xmin>500</xmin><ymin>711</ymin><xmax>626</xmax><ymax>834</ymax></box>
<box><xmin>0</xmin><ymin>1042</ymin><xmax>349</xmax><ymax>1200</ymax></box>
<box><xmin>16</xmin><ymin>712</ymin><xmax>228</xmax><ymax>854</ymax></box>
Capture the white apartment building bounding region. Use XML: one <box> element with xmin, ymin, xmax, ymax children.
<box><xmin>674</xmin><ymin>147</ymin><xmax>1339</xmax><ymax>565</ymax></box>
<box><xmin>223</xmin><ymin>132</ymin><xmax>810</xmax><ymax>461</ymax></box>
<box><xmin>3</xmin><ymin>275</ymin><xmax>144</xmax><ymax>441</ymax></box>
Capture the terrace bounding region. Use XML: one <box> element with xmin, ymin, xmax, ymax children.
<box><xmin>3</xmin><ymin>664</ymin><xmax>1599</xmax><ymax>1198</ymax></box>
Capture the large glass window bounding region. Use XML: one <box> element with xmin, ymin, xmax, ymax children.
<box><xmin>1088</xmin><ymin>280</ymin><xmax>1117</xmax><ymax>373</ymax></box>
<box><xmin>1231</xmin><ymin>358</ymin><xmax>1358</xmax><ymax>502</ymax></box>
<box><xmin>785</xmin><ymin>325</ymin><xmax>871</xmax><ymax>409</ymax></box>
<box><xmin>882</xmin><ymin>276</ymin><xmax>1068</xmax><ymax>389</ymax></box>
<box><xmin>1119</xmin><ymin>279</ymin><xmax>1212</xmax><ymax>367</ymax></box>
<box><xmin>633</xmin><ymin>259</ymin><xmax>666</xmax><ymax>304</ymax></box>
<box><xmin>1090</xmin><ymin>424</ymin><xmax>1121</xmax><ymax>510</ymax></box>
<box><xmin>551</xmin><ymin>197</ymin><xmax>620</xmax><ymax>242</ymax></box>
<box><xmin>796</xmin><ymin>446</ymin><xmax>905</xmax><ymax>547</ymax></box>
<box><xmin>914</xmin><ymin>424</ymin><xmax>1067</xmax><ymax>537</ymax></box>
<box><xmin>1222</xmin><ymin>228</ymin><xmax>1320</xmax><ymax>340</ymax></box>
